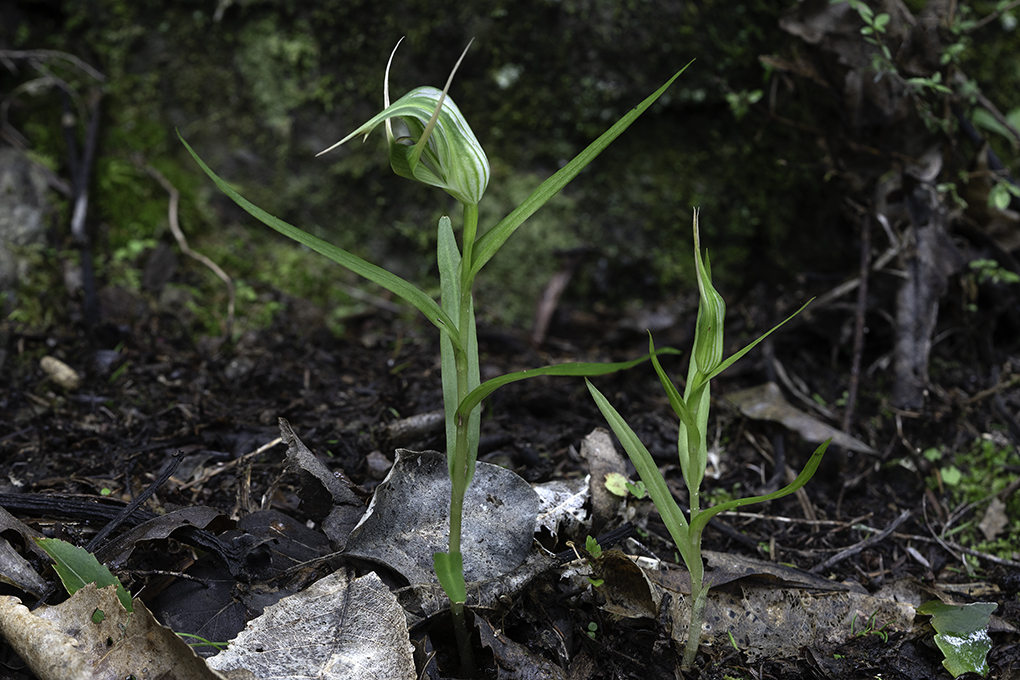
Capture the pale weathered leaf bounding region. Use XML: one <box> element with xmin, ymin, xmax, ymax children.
<box><xmin>206</xmin><ymin>568</ymin><xmax>414</xmax><ymax>680</ymax></box>
<box><xmin>0</xmin><ymin>585</ymin><xmax>226</xmax><ymax>680</ymax></box>
<box><xmin>724</xmin><ymin>382</ymin><xmax>875</xmax><ymax>453</ymax></box>
<box><xmin>344</xmin><ymin>450</ymin><xmax>538</xmax><ymax>585</ymax></box>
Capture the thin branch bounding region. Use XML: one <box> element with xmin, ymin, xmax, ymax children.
<box><xmin>808</xmin><ymin>509</ymin><xmax>912</xmax><ymax>573</ymax></box>
<box><xmin>0</xmin><ymin>49</ymin><xmax>107</xmax><ymax>81</ymax></box>
<box><xmin>144</xmin><ymin>163</ymin><xmax>236</xmax><ymax>337</ymax></box>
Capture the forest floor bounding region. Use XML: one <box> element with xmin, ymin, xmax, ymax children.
<box><xmin>1</xmin><ymin>278</ymin><xmax>1019</xmax><ymax>680</ymax></box>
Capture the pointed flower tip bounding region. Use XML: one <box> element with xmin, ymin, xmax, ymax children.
<box><xmin>318</xmin><ymin>40</ymin><xmax>489</xmax><ymax>206</ymax></box>
<box><xmin>691</xmin><ymin>208</ymin><xmax>725</xmax><ymax>374</ymax></box>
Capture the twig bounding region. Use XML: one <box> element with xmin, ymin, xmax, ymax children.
<box><xmin>891</xmin><ymin>532</ymin><xmax>1020</xmax><ymax>569</ymax></box>
<box><xmin>966</xmin><ymin>0</ymin><xmax>1020</xmax><ymax>33</ymax></box>
<box><xmin>144</xmin><ymin>163</ymin><xmax>236</xmax><ymax>337</ymax></box>
<box><xmin>842</xmin><ymin>210</ymin><xmax>871</xmax><ymax>435</ymax></box>
<box><xmin>176</xmin><ymin>437</ymin><xmax>283</xmax><ymax>490</ymax></box>
<box><xmin>85</xmin><ymin>450</ymin><xmax>188</xmax><ymax>553</ymax></box>
<box><xmin>0</xmin><ymin>49</ymin><xmax>107</xmax><ymax>81</ymax></box>
<box><xmin>923</xmin><ymin>495</ymin><xmax>969</xmax><ymax>574</ymax></box>
<box><xmin>809</xmin><ymin>509</ymin><xmax>912</xmax><ymax>573</ymax></box>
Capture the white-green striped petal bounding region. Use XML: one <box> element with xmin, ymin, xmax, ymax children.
<box><xmin>692</xmin><ymin>209</ymin><xmax>725</xmax><ymax>375</ymax></box>
<box><xmin>317</xmin><ymin>42</ymin><xmax>489</xmax><ymax>206</ymax></box>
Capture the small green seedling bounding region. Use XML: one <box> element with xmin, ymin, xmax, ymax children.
<box><xmin>183</xmin><ymin>41</ymin><xmax>693</xmax><ymax>675</ymax></box>
<box><xmin>582</xmin><ymin>535</ymin><xmax>605</xmax><ymax>587</ymax></box>
<box><xmin>177</xmin><ymin>633</ymin><xmax>229</xmax><ymax>651</ymax></box>
<box><xmin>586</xmin><ymin>621</ymin><xmax>599</xmax><ymax>640</ymax></box>
<box><xmin>584</xmin><ymin>535</ymin><xmax>603</xmax><ymax>559</ymax></box>
<box><xmin>587</xmin><ymin>211</ymin><xmax>828</xmax><ymax>670</ymax></box>
<box><xmin>625</xmin><ymin>479</ymin><xmax>648</xmax><ymax>499</ymax></box>
<box><xmin>850</xmin><ymin>611</ymin><xmax>891</xmax><ymax>643</ymax></box>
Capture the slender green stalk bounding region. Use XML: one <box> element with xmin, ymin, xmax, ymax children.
<box><xmin>587</xmin><ymin>212</ymin><xmax>830</xmax><ymax>672</ymax></box>
<box><xmin>445</xmin><ymin>202</ymin><xmax>480</xmax><ymax>677</ymax></box>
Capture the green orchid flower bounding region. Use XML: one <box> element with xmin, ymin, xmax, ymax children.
<box><xmin>317</xmin><ymin>39</ymin><xmax>489</xmax><ymax>206</ymax></box>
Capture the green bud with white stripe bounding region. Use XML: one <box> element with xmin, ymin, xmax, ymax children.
<box><xmin>691</xmin><ymin>209</ymin><xmax>725</xmax><ymax>375</ymax></box>
<box><xmin>317</xmin><ymin>41</ymin><xmax>489</xmax><ymax>207</ymax></box>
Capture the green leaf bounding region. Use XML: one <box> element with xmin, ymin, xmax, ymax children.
<box><xmin>604</xmin><ymin>472</ymin><xmax>631</xmax><ymax>497</ymax></box>
<box><xmin>586</xmin><ymin>379</ymin><xmax>694</xmax><ymax>567</ymax></box>
<box><xmin>989</xmin><ymin>181</ymin><xmax>1012</xmax><ymax>211</ymax></box>
<box><xmin>469</xmin><ymin>62</ymin><xmax>693</xmax><ymax>279</ymax></box>
<box><xmin>917</xmin><ymin>600</ymin><xmax>996</xmax><ymax>677</ymax></box>
<box><xmin>648</xmin><ymin>334</ymin><xmax>701</xmax><ymax>490</ymax></box>
<box><xmin>433</xmin><ymin>551</ymin><xmax>467</xmax><ymax>603</ymax></box>
<box><xmin>704</xmin><ymin>299</ymin><xmax>814</xmax><ymax>381</ymax></box>
<box><xmin>585</xmin><ymin>535</ymin><xmax>603</xmax><ymax>559</ymax></box>
<box><xmin>689</xmin><ymin>440</ymin><xmax>830</xmax><ymax>535</ymax></box>
<box><xmin>34</xmin><ymin>537</ymin><xmax>133</xmax><ymax>612</ymax></box>
<box><xmin>438</xmin><ymin>216</ymin><xmax>480</xmax><ymax>482</ymax></box>
<box><xmin>178</xmin><ymin>132</ymin><xmax>462</xmax><ymax>351</ymax></box>
<box><xmin>455</xmin><ymin>348</ymin><xmax>682</xmax><ymax>419</ymax></box>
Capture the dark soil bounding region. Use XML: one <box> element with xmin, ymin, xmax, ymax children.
<box><xmin>2</xmin><ymin>279</ymin><xmax>1019</xmax><ymax>680</ymax></box>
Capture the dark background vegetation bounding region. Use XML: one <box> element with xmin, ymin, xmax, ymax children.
<box><xmin>3</xmin><ymin>1</ymin><xmax>1020</xmax><ymax>677</ymax></box>
<box><xmin>0</xmin><ymin>0</ymin><xmax>887</xmax><ymax>330</ymax></box>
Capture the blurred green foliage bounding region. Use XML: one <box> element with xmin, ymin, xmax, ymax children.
<box><xmin>4</xmin><ymin>0</ymin><xmax>1020</xmax><ymax>333</ymax></box>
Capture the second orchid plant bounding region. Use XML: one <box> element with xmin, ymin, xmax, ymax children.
<box><xmin>183</xmin><ymin>40</ymin><xmax>690</xmax><ymax>672</ymax></box>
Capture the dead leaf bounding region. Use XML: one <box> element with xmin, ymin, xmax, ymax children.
<box><xmin>0</xmin><ymin>584</ymin><xmax>226</xmax><ymax>680</ymax></box>
<box><xmin>0</xmin><ymin>506</ymin><xmax>47</xmax><ymax>595</ymax></box>
<box><xmin>279</xmin><ymin>418</ymin><xmax>365</xmax><ymax>549</ymax></box>
<box><xmin>95</xmin><ymin>505</ymin><xmax>232</xmax><ymax>568</ymax></box>
<box><xmin>476</xmin><ymin>614</ymin><xmax>567</xmax><ymax>679</ymax></box>
<box><xmin>724</xmin><ymin>382</ymin><xmax>875</xmax><ymax>453</ymax></box>
<box><xmin>978</xmin><ymin>497</ymin><xmax>1008</xmax><ymax>542</ymax></box>
<box><xmin>533</xmin><ymin>476</ymin><xmax>589</xmax><ymax>543</ymax></box>
<box><xmin>344</xmin><ymin>450</ymin><xmax>539</xmax><ymax>585</ymax></box>
<box><xmin>206</xmin><ymin>568</ymin><xmax>414</xmax><ymax>680</ymax></box>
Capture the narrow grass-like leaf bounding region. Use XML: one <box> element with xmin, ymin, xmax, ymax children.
<box><xmin>34</xmin><ymin>537</ymin><xmax>132</xmax><ymax>612</ymax></box>
<box><xmin>438</xmin><ymin>216</ymin><xmax>463</xmax><ymax>472</ymax></box>
<box><xmin>469</xmin><ymin>62</ymin><xmax>693</xmax><ymax>279</ymax></box>
<box><xmin>689</xmin><ymin>440</ymin><xmax>830</xmax><ymax>535</ymax></box>
<box><xmin>454</xmin><ymin>348</ymin><xmax>682</xmax><ymax>419</ymax></box>
<box><xmin>179</xmin><ymin>133</ymin><xmax>462</xmax><ymax>350</ymax></box>
<box><xmin>433</xmin><ymin>551</ymin><xmax>467</xmax><ymax>603</ymax></box>
<box><xmin>585</xmin><ymin>379</ymin><xmax>695</xmax><ymax>567</ymax></box>
<box><xmin>704</xmin><ymin>299</ymin><xmax>813</xmax><ymax>381</ymax></box>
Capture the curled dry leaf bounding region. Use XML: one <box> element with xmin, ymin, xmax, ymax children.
<box><xmin>0</xmin><ymin>584</ymin><xmax>226</xmax><ymax>680</ymax></box>
<box><xmin>724</xmin><ymin>382</ymin><xmax>876</xmax><ymax>454</ymax></box>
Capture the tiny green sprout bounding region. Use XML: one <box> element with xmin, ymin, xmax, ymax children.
<box><xmin>177</xmin><ymin>633</ymin><xmax>229</xmax><ymax>650</ymax></box>
<box><xmin>584</xmin><ymin>535</ymin><xmax>603</xmax><ymax>559</ymax></box>
<box><xmin>727</xmin><ymin>630</ymin><xmax>740</xmax><ymax>652</ymax></box>
<box><xmin>100</xmin><ymin>487</ymin><xmax>112</xmax><ymax>496</ymax></box>
<box><xmin>851</xmin><ymin>612</ymin><xmax>891</xmax><ymax>643</ymax></box>
<box><xmin>625</xmin><ymin>479</ymin><xmax>648</xmax><ymax>499</ymax></box>
<box><xmin>941</xmin><ymin>465</ymin><xmax>963</xmax><ymax>486</ymax></box>
<box><xmin>833</xmin><ymin>654</ymin><xmax>845</xmax><ymax>660</ymax></box>
<box><xmin>586</xmin><ymin>622</ymin><xmax>599</xmax><ymax>640</ymax></box>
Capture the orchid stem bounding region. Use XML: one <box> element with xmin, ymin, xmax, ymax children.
<box><xmin>447</xmin><ymin>201</ymin><xmax>480</xmax><ymax>677</ymax></box>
